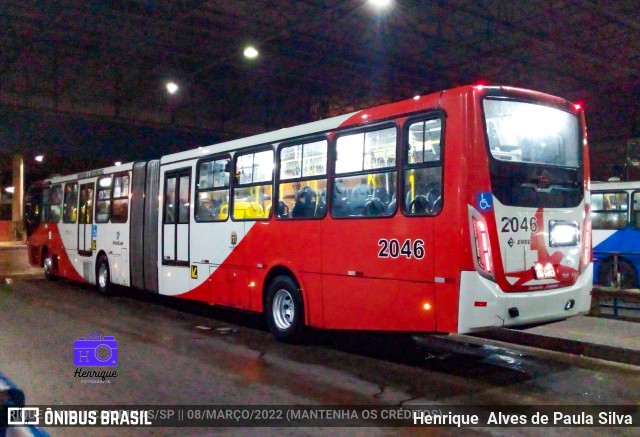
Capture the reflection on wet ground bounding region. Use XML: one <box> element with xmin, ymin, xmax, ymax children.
<box><xmin>6</xmin><ymin>277</ymin><xmax>640</xmax><ymax>410</ymax></box>
<box><xmin>106</xmin><ymin>284</ymin><xmax>600</xmax><ymax>403</ymax></box>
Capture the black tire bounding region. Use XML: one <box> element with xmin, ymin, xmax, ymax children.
<box><xmin>597</xmin><ymin>257</ymin><xmax>638</xmax><ymax>289</ymax></box>
<box><xmin>43</xmin><ymin>250</ymin><xmax>56</xmax><ymax>281</ymax></box>
<box><xmin>265</xmin><ymin>276</ymin><xmax>306</xmax><ymax>343</ymax></box>
<box><xmin>96</xmin><ymin>256</ymin><xmax>112</xmax><ymax>295</ymax></box>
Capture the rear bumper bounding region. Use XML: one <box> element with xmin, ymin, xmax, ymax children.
<box><xmin>457</xmin><ymin>264</ymin><xmax>593</xmax><ymax>334</ymax></box>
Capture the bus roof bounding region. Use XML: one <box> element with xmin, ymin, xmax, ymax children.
<box><xmin>40</xmin><ymin>84</ymin><xmax>576</xmax><ymax>179</ymax></box>
<box><xmin>160</xmin><ymin>84</ymin><xmax>575</xmax><ymax>165</ymax></box>
<box><xmin>42</xmin><ymin>161</ymin><xmax>136</xmax><ymax>184</ymax></box>
<box><xmin>160</xmin><ymin>92</ymin><xmax>440</xmax><ymax>165</ymax></box>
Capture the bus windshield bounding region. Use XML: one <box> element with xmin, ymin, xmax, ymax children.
<box><xmin>484</xmin><ymin>98</ymin><xmax>583</xmax><ymax>208</ymax></box>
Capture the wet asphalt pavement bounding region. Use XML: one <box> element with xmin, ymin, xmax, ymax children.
<box><xmin>1</xmin><ymin>275</ymin><xmax>639</xmax><ymax>436</ymax></box>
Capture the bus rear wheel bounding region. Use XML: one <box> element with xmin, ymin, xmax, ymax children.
<box><xmin>265</xmin><ymin>276</ymin><xmax>305</xmax><ymax>343</ymax></box>
<box><xmin>96</xmin><ymin>256</ymin><xmax>112</xmax><ymax>295</ymax></box>
<box><xmin>597</xmin><ymin>257</ymin><xmax>638</xmax><ymax>289</ymax></box>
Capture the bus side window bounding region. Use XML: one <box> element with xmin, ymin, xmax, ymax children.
<box><xmin>96</xmin><ymin>176</ymin><xmax>112</xmax><ymax>223</ymax></box>
<box><xmin>278</xmin><ymin>139</ymin><xmax>328</xmax><ymax>219</ymax></box>
<box><xmin>403</xmin><ymin>117</ymin><xmax>443</xmax><ymax>216</ymax></box>
<box><xmin>332</xmin><ymin>127</ymin><xmax>397</xmax><ymax>218</ymax></box>
<box><xmin>195</xmin><ymin>156</ymin><xmax>230</xmax><ymax>222</ymax></box>
<box><xmin>590</xmin><ymin>212</ymin><xmax>604</xmax><ymax>229</ymax></box>
<box><xmin>63</xmin><ymin>182</ymin><xmax>78</xmax><ymax>223</ymax></box>
<box><xmin>233</xmin><ymin>149</ymin><xmax>273</xmax><ymax>221</ymax></box>
<box><xmin>111</xmin><ymin>174</ymin><xmax>129</xmax><ymax>223</ymax></box>
<box><xmin>45</xmin><ymin>184</ymin><xmax>63</xmax><ymax>223</ymax></box>
<box><xmin>594</xmin><ymin>191</ymin><xmax>628</xmax><ymax>229</ymax></box>
<box><xmin>112</xmin><ymin>199</ymin><xmax>128</xmax><ymax>223</ymax></box>
<box><xmin>632</xmin><ymin>192</ymin><xmax>640</xmax><ymax>229</ymax></box>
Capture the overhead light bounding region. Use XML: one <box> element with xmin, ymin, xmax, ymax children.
<box><xmin>35</xmin><ymin>155</ymin><xmax>44</xmax><ymax>162</ymax></box>
<box><xmin>166</xmin><ymin>81</ymin><xmax>179</xmax><ymax>95</ymax></box>
<box><xmin>5</xmin><ymin>186</ymin><xmax>14</xmax><ymax>194</ymax></box>
<box><xmin>369</xmin><ymin>0</ymin><xmax>392</xmax><ymax>9</ymax></box>
<box><xmin>244</xmin><ymin>46</ymin><xmax>259</xmax><ymax>59</ymax></box>
<box><xmin>114</xmin><ymin>161</ymin><xmax>122</xmax><ymax>166</ymax></box>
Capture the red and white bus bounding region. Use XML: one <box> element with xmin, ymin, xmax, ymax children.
<box><xmin>26</xmin><ymin>85</ymin><xmax>592</xmax><ymax>341</ymax></box>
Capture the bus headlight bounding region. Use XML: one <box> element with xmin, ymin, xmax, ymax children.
<box><xmin>549</xmin><ymin>220</ymin><xmax>579</xmax><ymax>247</ymax></box>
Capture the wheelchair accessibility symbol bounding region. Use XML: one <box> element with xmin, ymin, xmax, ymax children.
<box><xmin>477</xmin><ymin>192</ymin><xmax>493</xmax><ymax>211</ymax></box>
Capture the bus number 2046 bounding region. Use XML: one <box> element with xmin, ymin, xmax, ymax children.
<box><xmin>378</xmin><ymin>239</ymin><xmax>425</xmax><ymax>259</ymax></box>
<box><xmin>500</xmin><ymin>216</ymin><xmax>538</xmax><ymax>233</ymax></box>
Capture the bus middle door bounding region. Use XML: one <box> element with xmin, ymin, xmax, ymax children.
<box><xmin>77</xmin><ymin>182</ymin><xmax>95</xmax><ymax>280</ymax></box>
<box><xmin>161</xmin><ymin>169</ymin><xmax>191</xmax><ymax>294</ymax></box>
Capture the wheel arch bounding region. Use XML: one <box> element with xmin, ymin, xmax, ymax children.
<box><xmin>95</xmin><ymin>250</ymin><xmax>109</xmax><ymax>279</ymax></box>
<box><xmin>262</xmin><ymin>265</ymin><xmax>305</xmax><ymax>319</ymax></box>
<box><xmin>95</xmin><ymin>250</ymin><xmax>109</xmax><ymax>266</ymax></box>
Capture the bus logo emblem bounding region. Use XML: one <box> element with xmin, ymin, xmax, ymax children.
<box><xmin>191</xmin><ymin>265</ymin><xmax>198</xmax><ymax>279</ymax></box>
<box><xmin>230</xmin><ymin>231</ymin><xmax>237</xmax><ymax>245</ymax></box>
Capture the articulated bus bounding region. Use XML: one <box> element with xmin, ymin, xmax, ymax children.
<box><xmin>591</xmin><ymin>181</ymin><xmax>640</xmax><ymax>288</ymax></box>
<box><xmin>26</xmin><ymin>85</ymin><xmax>592</xmax><ymax>341</ymax></box>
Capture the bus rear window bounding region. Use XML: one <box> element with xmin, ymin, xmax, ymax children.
<box><xmin>484</xmin><ymin>99</ymin><xmax>579</xmax><ymax>168</ymax></box>
<box><xmin>484</xmin><ymin>98</ymin><xmax>583</xmax><ymax>208</ymax></box>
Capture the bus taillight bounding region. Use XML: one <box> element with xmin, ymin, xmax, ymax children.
<box><xmin>472</xmin><ymin>216</ymin><xmax>493</xmax><ymax>274</ymax></box>
<box><xmin>581</xmin><ymin>216</ymin><xmax>592</xmax><ymax>272</ymax></box>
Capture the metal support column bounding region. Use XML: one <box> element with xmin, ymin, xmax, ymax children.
<box><xmin>11</xmin><ymin>154</ymin><xmax>24</xmax><ymax>241</ymax></box>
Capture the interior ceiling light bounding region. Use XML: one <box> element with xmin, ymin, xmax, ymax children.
<box><xmin>244</xmin><ymin>46</ymin><xmax>259</xmax><ymax>59</ymax></box>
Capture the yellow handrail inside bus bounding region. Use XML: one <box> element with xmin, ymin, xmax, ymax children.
<box><xmin>410</xmin><ymin>171</ymin><xmax>415</xmax><ymax>199</ymax></box>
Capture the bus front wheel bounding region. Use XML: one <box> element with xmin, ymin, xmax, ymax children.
<box><xmin>265</xmin><ymin>276</ymin><xmax>306</xmax><ymax>343</ymax></box>
<box><xmin>96</xmin><ymin>256</ymin><xmax>112</xmax><ymax>295</ymax></box>
<box><xmin>43</xmin><ymin>251</ymin><xmax>56</xmax><ymax>280</ymax></box>
<box><xmin>597</xmin><ymin>257</ymin><xmax>638</xmax><ymax>289</ymax></box>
